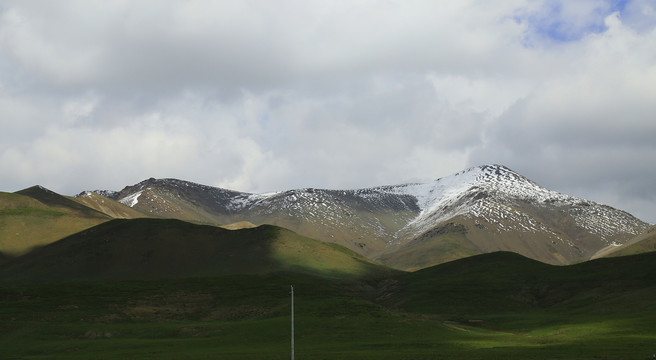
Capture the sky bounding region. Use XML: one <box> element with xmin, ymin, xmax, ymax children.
<box><xmin>0</xmin><ymin>0</ymin><xmax>655</xmax><ymax>223</ymax></box>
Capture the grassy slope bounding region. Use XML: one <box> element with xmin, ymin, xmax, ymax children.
<box><xmin>379</xmin><ymin>251</ymin><xmax>656</xmax><ymax>359</ymax></box>
<box><xmin>0</xmin><ymin>218</ymin><xmax>391</xmax><ymax>283</ymax></box>
<box><xmin>2</xmin><ymin>246</ymin><xmax>656</xmax><ymax>359</ymax></box>
<box><xmin>375</xmin><ymin>229</ymin><xmax>481</xmax><ymax>271</ymax></box>
<box><xmin>386</xmin><ymin>251</ymin><xmax>656</xmax><ymax>315</ymax></box>
<box><xmin>256</xmin><ymin>208</ymin><xmax>418</xmax><ymax>258</ymax></box>
<box><xmin>220</xmin><ymin>221</ymin><xmax>257</xmax><ymax>230</ymax></box>
<box><xmin>599</xmin><ymin>225</ymin><xmax>656</xmax><ymax>258</ymax></box>
<box><xmin>0</xmin><ymin>190</ymin><xmax>110</xmax><ymax>256</ymax></box>
<box><xmin>14</xmin><ymin>186</ymin><xmax>110</xmax><ymax>219</ymax></box>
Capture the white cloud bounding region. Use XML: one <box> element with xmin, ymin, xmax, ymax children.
<box><xmin>426</xmin><ymin>73</ymin><xmax>530</xmax><ymax>120</ymax></box>
<box><xmin>61</xmin><ymin>93</ymin><xmax>99</xmax><ymax>125</ymax></box>
<box><xmin>470</xmin><ymin>11</ymin><xmax>656</xmax><ymax>222</ymax></box>
<box><xmin>0</xmin><ymin>0</ymin><xmax>654</xmax><ymax>223</ymax></box>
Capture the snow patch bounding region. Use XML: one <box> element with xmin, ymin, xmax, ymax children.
<box><xmin>119</xmin><ymin>190</ymin><xmax>143</xmax><ymax>207</ymax></box>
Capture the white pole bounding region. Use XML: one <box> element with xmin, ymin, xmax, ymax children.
<box><xmin>291</xmin><ymin>285</ymin><xmax>294</xmax><ymax>360</ymax></box>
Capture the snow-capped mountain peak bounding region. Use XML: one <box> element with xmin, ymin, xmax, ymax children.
<box><xmin>384</xmin><ymin>165</ymin><xmax>540</xmax><ymax>220</ymax></box>
<box><xmin>369</xmin><ymin>164</ymin><xmax>646</xmax><ymax>252</ymax></box>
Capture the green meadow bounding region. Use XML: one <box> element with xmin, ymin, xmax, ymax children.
<box><xmin>2</xmin><ymin>256</ymin><xmax>656</xmax><ymax>359</ymax></box>
<box><xmin>1</xmin><ymin>218</ymin><xmax>655</xmax><ymax>359</ymax></box>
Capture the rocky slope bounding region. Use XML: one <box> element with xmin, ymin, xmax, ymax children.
<box><xmin>73</xmin><ymin>191</ymin><xmax>147</xmax><ymax>219</ymax></box>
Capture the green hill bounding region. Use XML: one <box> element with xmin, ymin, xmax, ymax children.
<box><xmin>0</xmin><ymin>218</ymin><xmax>393</xmax><ymax>282</ymax></box>
<box><xmin>384</xmin><ymin>251</ymin><xmax>656</xmax><ymax>318</ymax></box>
<box><xmin>2</xmin><ymin>246</ymin><xmax>656</xmax><ymax>359</ymax></box>
<box><xmin>0</xmin><ymin>188</ymin><xmax>110</xmax><ymax>256</ymax></box>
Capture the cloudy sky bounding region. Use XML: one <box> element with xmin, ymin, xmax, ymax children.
<box><xmin>0</xmin><ymin>0</ymin><xmax>654</xmax><ymax>223</ymax></box>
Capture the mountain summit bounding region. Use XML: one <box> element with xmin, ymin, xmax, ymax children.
<box><xmin>89</xmin><ymin>164</ymin><xmax>649</xmax><ymax>270</ymax></box>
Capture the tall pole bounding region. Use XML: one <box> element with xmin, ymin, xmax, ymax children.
<box><xmin>291</xmin><ymin>285</ymin><xmax>294</xmax><ymax>360</ymax></box>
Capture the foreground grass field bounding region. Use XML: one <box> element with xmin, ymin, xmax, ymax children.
<box><xmin>1</xmin><ymin>219</ymin><xmax>655</xmax><ymax>359</ymax></box>
<box><xmin>2</xmin><ymin>268</ymin><xmax>656</xmax><ymax>360</ymax></box>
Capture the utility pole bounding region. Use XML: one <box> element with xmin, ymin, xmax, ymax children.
<box><xmin>291</xmin><ymin>285</ymin><xmax>294</xmax><ymax>360</ymax></box>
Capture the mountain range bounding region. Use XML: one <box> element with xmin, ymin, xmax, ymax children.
<box><xmin>2</xmin><ymin>164</ymin><xmax>656</xmax><ymax>359</ymax></box>
<box><xmin>66</xmin><ymin>164</ymin><xmax>650</xmax><ymax>270</ymax></box>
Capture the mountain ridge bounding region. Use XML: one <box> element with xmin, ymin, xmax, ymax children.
<box><xmin>82</xmin><ymin>164</ymin><xmax>649</xmax><ymax>270</ymax></box>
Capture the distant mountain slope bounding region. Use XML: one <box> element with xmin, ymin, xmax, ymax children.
<box><xmin>111</xmin><ymin>178</ymin><xmax>246</xmax><ymax>224</ymax></box>
<box><xmin>72</xmin><ymin>191</ymin><xmax>148</xmax><ymax>219</ymax></box>
<box><xmin>592</xmin><ymin>225</ymin><xmax>656</xmax><ymax>259</ymax></box>
<box><xmin>0</xmin><ymin>218</ymin><xmax>392</xmax><ymax>282</ymax></box>
<box><xmin>101</xmin><ymin>177</ymin><xmax>418</xmax><ymax>256</ymax></box>
<box><xmin>0</xmin><ymin>187</ymin><xmax>110</xmax><ymax>256</ymax></box>
<box><xmin>98</xmin><ymin>165</ymin><xmax>649</xmax><ymax>269</ymax></box>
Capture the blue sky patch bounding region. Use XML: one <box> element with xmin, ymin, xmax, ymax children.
<box><xmin>518</xmin><ymin>0</ymin><xmax>632</xmax><ymax>45</ymax></box>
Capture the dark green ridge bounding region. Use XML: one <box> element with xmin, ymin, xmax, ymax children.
<box><xmin>0</xmin><ymin>218</ymin><xmax>395</xmax><ymax>283</ymax></box>
<box><xmin>384</xmin><ymin>251</ymin><xmax>656</xmax><ymax>317</ymax></box>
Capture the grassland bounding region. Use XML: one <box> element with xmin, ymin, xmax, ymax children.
<box><xmin>0</xmin><ymin>190</ymin><xmax>109</xmax><ymax>256</ymax></box>
<box><xmin>375</xmin><ymin>228</ymin><xmax>480</xmax><ymax>271</ymax></box>
<box><xmin>2</xmin><ymin>247</ymin><xmax>656</xmax><ymax>359</ymax></box>
<box><xmin>1</xmin><ymin>274</ymin><xmax>655</xmax><ymax>359</ymax></box>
